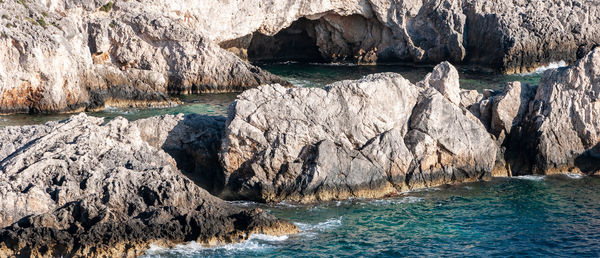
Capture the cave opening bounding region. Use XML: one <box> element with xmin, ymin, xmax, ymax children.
<box><xmin>247</xmin><ymin>18</ymin><xmax>326</xmax><ymax>63</ymax></box>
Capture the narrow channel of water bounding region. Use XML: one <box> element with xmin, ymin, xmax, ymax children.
<box><xmin>0</xmin><ymin>63</ymin><xmax>545</xmax><ymax>127</ymax></box>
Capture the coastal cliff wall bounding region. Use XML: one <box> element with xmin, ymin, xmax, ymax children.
<box><xmin>196</xmin><ymin>0</ymin><xmax>600</xmax><ymax>73</ymax></box>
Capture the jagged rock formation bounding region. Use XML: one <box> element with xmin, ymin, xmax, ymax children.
<box><xmin>508</xmin><ymin>48</ymin><xmax>600</xmax><ymax>175</ymax></box>
<box><xmin>0</xmin><ymin>0</ymin><xmax>285</xmax><ymax>114</ymax></box>
<box><xmin>219</xmin><ymin>64</ymin><xmax>496</xmax><ymax>203</ymax></box>
<box><xmin>470</xmin><ymin>48</ymin><xmax>600</xmax><ymax>176</ymax></box>
<box><xmin>0</xmin><ymin>114</ymin><xmax>296</xmax><ymax>257</ymax></box>
<box><xmin>199</xmin><ymin>0</ymin><xmax>599</xmax><ymax>72</ymax></box>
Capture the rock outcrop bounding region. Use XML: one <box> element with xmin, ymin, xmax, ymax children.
<box><xmin>0</xmin><ymin>114</ymin><xmax>296</xmax><ymax>257</ymax></box>
<box><xmin>505</xmin><ymin>48</ymin><xmax>600</xmax><ymax>175</ymax></box>
<box><xmin>219</xmin><ymin>64</ymin><xmax>496</xmax><ymax>203</ymax></box>
<box><xmin>469</xmin><ymin>48</ymin><xmax>600</xmax><ymax>176</ymax></box>
<box><xmin>0</xmin><ymin>0</ymin><xmax>285</xmax><ymax>114</ymax></box>
<box><xmin>193</xmin><ymin>0</ymin><xmax>600</xmax><ymax>73</ymax></box>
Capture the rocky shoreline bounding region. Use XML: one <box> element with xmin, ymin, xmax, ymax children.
<box><xmin>1</xmin><ymin>47</ymin><xmax>599</xmax><ymax>256</ymax></box>
<box><xmin>1</xmin><ymin>0</ymin><xmax>600</xmax><ymax>256</ymax></box>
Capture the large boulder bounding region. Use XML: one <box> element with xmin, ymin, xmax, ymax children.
<box><xmin>417</xmin><ymin>61</ymin><xmax>461</xmax><ymax>105</ymax></box>
<box><xmin>219</xmin><ymin>65</ymin><xmax>496</xmax><ymax>203</ymax></box>
<box><xmin>0</xmin><ymin>114</ymin><xmax>296</xmax><ymax>257</ymax></box>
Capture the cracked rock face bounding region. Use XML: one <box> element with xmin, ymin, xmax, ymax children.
<box><xmin>0</xmin><ymin>114</ymin><xmax>296</xmax><ymax>257</ymax></box>
<box><xmin>219</xmin><ymin>64</ymin><xmax>496</xmax><ymax>203</ymax></box>
<box><xmin>468</xmin><ymin>48</ymin><xmax>600</xmax><ymax>176</ymax></box>
<box><xmin>198</xmin><ymin>0</ymin><xmax>600</xmax><ymax>72</ymax></box>
<box><xmin>519</xmin><ymin>48</ymin><xmax>600</xmax><ymax>175</ymax></box>
<box><xmin>0</xmin><ymin>0</ymin><xmax>285</xmax><ymax>114</ymax></box>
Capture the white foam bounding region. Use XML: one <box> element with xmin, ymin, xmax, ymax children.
<box><xmin>285</xmin><ymin>78</ymin><xmax>315</xmax><ymax>88</ymax></box>
<box><xmin>143</xmin><ymin>233</ymin><xmax>286</xmax><ymax>257</ymax></box>
<box><xmin>309</xmin><ymin>62</ymin><xmax>358</xmax><ymax>67</ymax></box>
<box><xmin>563</xmin><ymin>173</ymin><xmax>584</xmax><ymax>179</ymax></box>
<box><xmin>294</xmin><ymin>216</ymin><xmax>343</xmax><ymax>232</ymax></box>
<box><xmin>275</xmin><ymin>201</ymin><xmax>302</xmax><ymax>208</ymax></box>
<box><xmin>520</xmin><ymin>60</ymin><xmax>568</xmax><ymax>75</ymax></box>
<box><xmin>515</xmin><ymin>175</ymin><xmax>546</xmax><ymax>181</ymax></box>
<box><xmin>227</xmin><ymin>200</ymin><xmax>259</xmax><ymax>207</ymax></box>
<box><xmin>370</xmin><ymin>196</ymin><xmax>424</xmax><ymax>206</ymax></box>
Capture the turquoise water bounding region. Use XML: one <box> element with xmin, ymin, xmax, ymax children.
<box><xmin>146</xmin><ymin>175</ymin><xmax>600</xmax><ymax>257</ymax></box>
<box><xmin>262</xmin><ymin>63</ymin><xmax>543</xmax><ymax>90</ymax></box>
<box><xmin>0</xmin><ymin>64</ymin><xmax>543</xmax><ymax>127</ymax></box>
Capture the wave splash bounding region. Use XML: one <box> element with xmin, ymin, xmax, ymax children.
<box><xmin>520</xmin><ymin>60</ymin><xmax>568</xmax><ymax>75</ymax></box>
<box><xmin>369</xmin><ymin>196</ymin><xmax>424</xmax><ymax>206</ymax></box>
<box><xmin>143</xmin><ymin>234</ymin><xmax>287</xmax><ymax>257</ymax></box>
<box><xmin>294</xmin><ymin>216</ymin><xmax>343</xmax><ymax>232</ymax></box>
<box><xmin>515</xmin><ymin>175</ymin><xmax>546</xmax><ymax>181</ymax></box>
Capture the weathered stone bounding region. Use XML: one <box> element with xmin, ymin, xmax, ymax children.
<box><xmin>134</xmin><ymin>114</ymin><xmax>227</xmax><ymax>194</ymax></box>
<box><xmin>459</xmin><ymin>89</ymin><xmax>482</xmax><ymax>109</ymax></box>
<box><xmin>191</xmin><ymin>0</ymin><xmax>600</xmax><ymax>72</ymax></box>
<box><xmin>0</xmin><ymin>0</ymin><xmax>285</xmax><ymax>114</ymax></box>
<box><xmin>219</xmin><ymin>68</ymin><xmax>496</xmax><ymax>203</ymax></box>
<box><xmin>418</xmin><ymin>61</ymin><xmax>461</xmax><ymax>105</ymax></box>
<box><xmin>0</xmin><ymin>114</ymin><xmax>296</xmax><ymax>256</ymax></box>
<box><xmin>514</xmin><ymin>48</ymin><xmax>600</xmax><ymax>175</ymax></box>
<box><xmin>491</xmin><ymin>82</ymin><xmax>536</xmax><ymax>137</ymax></box>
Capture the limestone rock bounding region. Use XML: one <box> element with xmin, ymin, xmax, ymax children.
<box><xmin>418</xmin><ymin>61</ymin><xmax>461</xmax><ymax>105</ymax></box>
<box><xmin>0</xmin><ymin>0</ymin><xmax>285</xmax><ymax>114</ymax></box>
<box><xmin>134</xmin><ymin>114</ymin><xmax>227</xmax><ymax>194</ymax></box>
<box><xmin>193</xmin><ymin>0</ymin><xmax>600</xmax><ymax>72</ymax></box>
<box><xmin>0</xmin><ymin>114</ymin><xmax>296</xmax><ymax>256</ymax></box>
<box><xmin>459</xmin><ymin>89</ymin><xmax>483</xmax><ymax>109</ymax></box>
<box><xmin>517</xmin><ymin>48</ymin><xmax>600</xmax><ymax>174</ymax></box>
<box><xmin>219</xmin><ymin>71</ymin><xmax>496</xmax><ymax>203</ymax></box>
<box><xmin>491</xmin><ymin>82</ymin><xmax>536</xmax><ymax>137</ymax></box>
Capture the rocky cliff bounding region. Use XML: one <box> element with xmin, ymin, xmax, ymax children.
<box><xmin>218</xmin><ymin>49</ymin><xmax>600</xmax><ymax>202</ymax></box>
<box><xmin>0</xmin><ymin>114</ymin><xmax>296</xmax><ymax>257</ymax></box>
<box><xmin>0</xmin><ymin>0</ymin><xmax>286</xmax><ymax>114</ymax></box>
<box><xmin>196</xmin><ymin>0</ymin><xmax>600</xmax><ymax>73</ymax></box>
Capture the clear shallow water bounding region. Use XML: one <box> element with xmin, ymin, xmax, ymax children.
<box><xmin>0</xmin><ymin>63</ymin><xmax>545</xmax><ymax>127</ymax></box>
<box><xmin>145</xmin><ymin>176</ymin><xmax>600</xmax><ymax>257</ymax></box>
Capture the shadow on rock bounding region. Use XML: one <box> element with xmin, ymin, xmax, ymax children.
<box><xmin>134</xmin><ymin>114</ymin><xmax>227</xmax><ymax>195</ymax></box>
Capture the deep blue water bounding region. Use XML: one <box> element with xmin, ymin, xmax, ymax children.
<box><xmin>145</xmin><ymin>175</ymin><xmax>600</xmax><ymax>257</ymax></box>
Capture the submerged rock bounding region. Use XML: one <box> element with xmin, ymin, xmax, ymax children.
<box><xmin>219</xmin><ymin>64</ymin><xmax>496</xmax><ymax>203</ymax></box>
<box><xmin>0</xmin><ymin>0</ymin><xmax>285</xmax><ymax>114</ymax></box>
<box><xmin>0</xmin><ymin>114</ymin><xmax>296</xmax><ymax>256</ymax></box>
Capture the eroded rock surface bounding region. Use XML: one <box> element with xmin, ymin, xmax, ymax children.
<box><xmin>0</xmin><ymin>0</ymin><xmax>285</xmax><ymax>113</ymax></box>
<box><xmin>219</xmin><ymin>64</ymin><xmax>496</xmax><ymax>203</ymax></box>
<box><xmin>512</xmin><ymin>48</ymin><xmax>600</xmax><ymax>175</ymax></box>
<box><xmin>195</xmin><ymin>0</ymin><xmax>600</xmax><ymax>72</ymax></box>
<box><xmin>0</xmin><ymin>114</ymin><xmax>296</xmax><ymax>257</ymax></box>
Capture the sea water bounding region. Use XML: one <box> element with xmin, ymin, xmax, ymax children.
<box><xmin>0</xmin><ymin>63</ymin><xmax>547</xmax><ymax>127</ymax></box>
<box><xmin>145</xmin><ymin>176</ymin><xmax>600</xmax><ymax>257</ymax></box>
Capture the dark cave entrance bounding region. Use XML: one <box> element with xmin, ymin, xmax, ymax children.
<box><xmin>247</xmin><ymin>18</ymin><xmax>325</xmax><ymax>63</ymax></box>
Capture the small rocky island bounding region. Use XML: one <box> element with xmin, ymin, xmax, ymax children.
<box><xmin>1</xmin><ymin>0</ymin><xmax>599</xmax><ymax>256</ymax></box>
